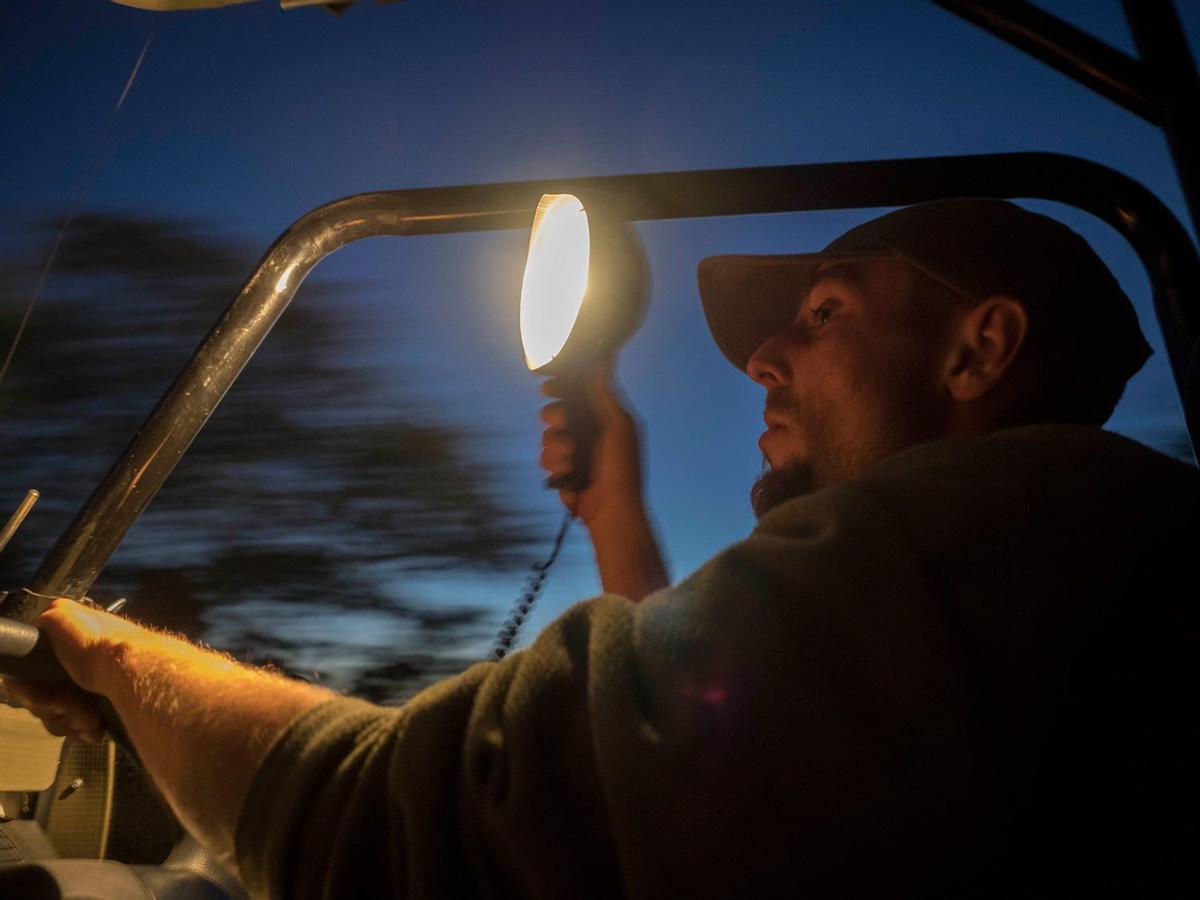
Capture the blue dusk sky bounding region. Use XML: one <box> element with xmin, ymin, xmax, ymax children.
<box><xmin>2</xmin><ymin>1</ymin><xmax>1197</xmax><ymax>662</ymax></box>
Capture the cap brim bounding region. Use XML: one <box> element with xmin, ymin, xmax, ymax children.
<box><xmin>697</xmin><ymin>250</ymin><xmax>890</xmax><ymax>370</ymax></box>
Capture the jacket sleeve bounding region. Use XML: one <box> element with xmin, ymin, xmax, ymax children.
<box><xmin>234</xmin><ymin>594</ymin><xmax>643</xmax><ymax>900</ymax></box>
<box><xmin>233</xmin><ymin>503</ymin><xmax>992</xmax><ymax>899</ymax></box>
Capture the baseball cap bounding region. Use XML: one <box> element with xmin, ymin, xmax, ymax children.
<box><xmin>697</xmin><ymin>198</ymin><xmax>1152</xmax><ymax>393</ymax></box>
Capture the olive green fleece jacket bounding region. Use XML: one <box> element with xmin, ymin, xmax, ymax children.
<box><xmin>236</xmin><ymin>425</ymin><xmax>1199</xmax><ymax>899</ymax></box>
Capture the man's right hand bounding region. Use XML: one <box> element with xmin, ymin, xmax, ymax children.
<box><xmin>539</xmin><ymin>363</ymin><xmax>644</xmax><ymax>528</ymax></box>
<box><xmin>538</xmin><ymin>364</ymin><xmax>669</xmax><ymax>601</ymax></box>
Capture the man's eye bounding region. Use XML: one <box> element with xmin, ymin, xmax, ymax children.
<box><xmin>811</xmin><ymin>300</ymin><xmax>838</xmax><ymax>326</ymax></box>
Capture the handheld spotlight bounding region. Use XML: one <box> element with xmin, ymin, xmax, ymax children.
<box><xmin>519</xmin><ymin>192</ymin><xmax>649</xmax><ymax>491</ymax></box>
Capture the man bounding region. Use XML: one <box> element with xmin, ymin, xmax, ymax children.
<box><xmin>3</xmin><ymin>198</ymin><xmax>1197</xmax><ymax>897</ymax></box>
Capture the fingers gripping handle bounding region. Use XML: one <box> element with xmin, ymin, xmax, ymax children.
<box><xmin>0</xmin><ymin>617</ymin><xmax>68</xmax><ymax>683</ymax></box>
<box><xmin>546</xmin><ymin>375</ymin><xmax>599</xmax><ymax>493</ymax></box>
<box><xmin>0</xmin><ymin>603</ymin><xmax>134</xmax><ymax>751</ymax></box>
<box><xmin>0</xmin><ymin>589</ymin><xmax>66</xmax><ymax>682</ymax></box>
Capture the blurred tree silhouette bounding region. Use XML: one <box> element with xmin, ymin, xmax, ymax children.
<box><xmin>0</xmin><ymin>211</ymin><xmax>537</xmax><ymax>702</ymax></box>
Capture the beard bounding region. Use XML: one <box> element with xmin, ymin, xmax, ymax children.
<box><xmin>750</xmin><ymin>457</ymin><xmax>818</xmax><ymax>519</ymax></box>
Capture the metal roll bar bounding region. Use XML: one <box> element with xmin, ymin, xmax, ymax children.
<box><xmin>3</xmin><ymin>150</ymin><xmax>1197</xmax><ymax>616</ymax></box>
<box><xmin>936</xmin><ymin>1</ymin><xmax>1200</xmax><ymax>241</ymax></box>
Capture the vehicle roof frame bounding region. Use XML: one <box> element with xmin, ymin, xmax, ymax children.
<box><xmin>936</xmin><ymin>1</ymin><xmax>1200</xmax><ymax>236</ymax></box>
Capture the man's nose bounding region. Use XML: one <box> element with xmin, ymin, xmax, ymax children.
<box><xmin>746</xmin><ymin>333</ymin><xmax>789</xmax><ymax>387</ymax></box>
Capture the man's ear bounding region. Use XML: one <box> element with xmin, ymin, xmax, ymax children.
<box><xmin>943</xmin><ymin>296</ymin><xmax>1029</xmax><ymax>402</ymax></box>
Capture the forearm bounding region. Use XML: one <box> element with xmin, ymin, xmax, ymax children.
<box><xmin>587</xmin><ymin>502</ymin><xmax>669</xmax><ymax>601</ymax></box>
<box><xmin>93</xmin><ymin>632</ymin><xmax>333</xmax><ymax>873</ymax></box>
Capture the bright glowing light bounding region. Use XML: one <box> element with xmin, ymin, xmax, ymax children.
<box><xmin>520</xmin><ymin>193</ymin><xmax>590</xmax><ymax>370</ymax></box>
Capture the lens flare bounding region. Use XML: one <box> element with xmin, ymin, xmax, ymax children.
<box><xmin>520</xmin><ymin>193</ymin><xmax>590</xmax><ymax>370</ymax></box>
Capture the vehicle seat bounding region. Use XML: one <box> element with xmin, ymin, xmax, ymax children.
<box><xmin>0</xmin><ymin>821</ymin><xmax>245</xmax><ymax>899</ymax></box>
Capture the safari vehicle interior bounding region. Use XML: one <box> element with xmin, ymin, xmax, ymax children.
<box><xmin>1</xmin><ymin>1</ymin><xmax>1198</xmax><ymax>897</ymax></box>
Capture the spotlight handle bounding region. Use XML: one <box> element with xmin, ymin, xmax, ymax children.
<box><xmin>547</xmin><ymin>374</ymin><xmax>599</xmax><ymax>493</ymax></box>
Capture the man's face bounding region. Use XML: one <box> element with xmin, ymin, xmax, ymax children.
<box><xmin>747</xmin><ymin>258</ymin><xmax>958</xmax><ymax>516</ymax></box>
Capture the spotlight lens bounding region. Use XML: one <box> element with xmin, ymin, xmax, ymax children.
<box><xmin>520</xmin><ymin>193</ymin><xmax>590</xmax><ymax>370</ymax></box>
